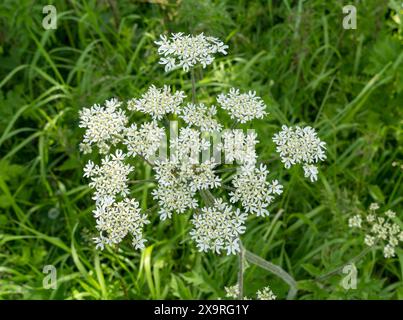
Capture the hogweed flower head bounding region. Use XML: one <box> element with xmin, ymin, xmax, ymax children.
<box><xmin>273</xmin><ymin>125</ymin><xmax>326</xmax><ymax>182</ymax></box>
<box><xmin>224</xmin><ymin>284</ymin><xmax>239</xmax><ymax>299</ymax></box>
<box><xmin>79</xmin><ymin>33</ymin><xmax>328</xmax><ymax>255</ymax></box>
<box><xmin>155</xmin><ymin>32</ymin><xmax>228</xmax><ymax>72</ymax></box>
<box><xmin>221</xmin><ymin>130</ymin><xmax>258</xmax><ymax>166</ymax></box>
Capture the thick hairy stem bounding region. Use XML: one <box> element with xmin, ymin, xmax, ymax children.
<box><xmin>244</xmin><ymin>249</ymin><xmax>298</xmax><ymax>300</ymax></box>
<box><xmin>315</xmin><ymin>246</ymin><xmax>372</xmax><ymax>282</ymax></box>
<box><xmin>237</xmin><ymin>243</ymin><xmax>245</xmax><ymax>299</ymax></box>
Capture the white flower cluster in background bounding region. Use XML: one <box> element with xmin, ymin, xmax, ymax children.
<box><xmin>348</xmin><ymin>203</ymin><xmax>402</xmax><ymax>258</ymax></box>
<box><xmin>79</xmin><ymin>32</ymin><xmax>327</xmax><ymax>254</ymax></box>
<box><xmin>155</xmin><ymin>32</ymin><xmax>228</xmax><ymax>72</ymax></box>
<box><xmin>217</xmin><ymin>88</ymin><xmax>267</xmax><ymax>123</ymax></box>
<box><xmin>190</xmin><ymin>199</ymin><xmax>247</xmax><ymax>255</ymax></box>
<box><xmin>273</xmin><ymin>125</ymin><xmax>327</xmax><ymax>182</ymax></box>
<box><xmin>224</xmin><ymin>284</ymin><xmax>276</xmax><ymax>300</ymax></box>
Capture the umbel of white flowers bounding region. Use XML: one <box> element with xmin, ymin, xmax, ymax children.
<box><xmin>79</xmin><ymin>33</ymin><xmax>327</xmax><ymax>253</ymax></box>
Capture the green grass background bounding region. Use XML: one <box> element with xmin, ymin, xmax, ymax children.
<box><xmin>0</xmin><ymin>0</ymin><xmax>402</xmax><ymax>299</ymax></box>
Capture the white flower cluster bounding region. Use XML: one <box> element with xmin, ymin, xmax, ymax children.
<box><xmin>79</xmin><ymin>98</ymin><xmax>127</xmax><ymax>154</ymax></box>
<box><xmin>217</xmin><ymin>88</ymin><xmax>267</xmax><ymax>123</ymax></box>
<box><xmin>230</xmin><ymin>164</ymin><xmax>283</xmax><ymax>217</ymax></box>
<box><xmin>123</xmin><ymin>121</ymin><xmax>165</xmax><ymax>161</ymax></box>
<box><xmin>152</xmin><ymin>157</ymin><xmax>221</xmax><ymax>220</ymax></box>
<box><xmin>180</xmin><ymin>103</ymin><xmax>222</xmax><ymax>133</ymax></box>
<box><xmin>127</xmin><ymin>85</ymin><xmax>186</xmax><ymax>120</ymax></box>
<box><xmin>221</xmin><ymin>130</ymin><xmax>258</xmax><ymax>166</ymax></box>
<box><xmin>92</xmin><ymin>197</ymin><xmax>149</xmax><ymax>250</ymax></box>
<box><xmin>170</xmin><ymin>127</ymin><xmax>212</xmax><ymax>162</ymax></box>
<box><xmin>273</xmin><ymin>125</ymin><xmax>327</xmax><ymax>182</ymax></box>
<box><xmin>83</xmin><ymin>149</ymin><xmax>150</xmax><ymax>250</ymax></box>
<box><xmin>224</xmin><ymin>284</ymin><xmax>276</xmax><ymax>300</ymax></box>
<box><xmin>84</xmin><ymin>150</ymin><xmax>133</xmax><ymax>200</ymax></box>
<box><xmin>155</xmin><ymin>32</ymin><xmax>228</xmax><ymax>72</ymax></box>
<box><xmin>79</xmin><ymin>33</ymin><xmax>328</xmax><ymax>256</ymax></box>
<box><xmin>190</xmin><ymin>199</ymin><xmax>247</xmax><ymax>255</ymax></box>
<box><xmin>348</xmin><ymin>203</ymin><xmax>402</xmax><ymax>258</ymax></box>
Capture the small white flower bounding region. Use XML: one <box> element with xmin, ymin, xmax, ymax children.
<box><xmin>224</xmin><ymin>285</ymin><xmax>239</xmax><ymax>299</ymax></box>
<box><xmin>152</xmin><ymin>181</ymin><xmax>198</xmax><ymax>220</ymax></box>
<box><xmin>83</xmin><ymin>160</ymin><xmax>95</xmax><ymax>178</ymax></box>
<box><xmin>268</xmin><ymin>179</ymin><xmax>283</xmax><ymax>195</ymax></box>
<box><xmin>385</xmin><ymin>210</ymin><xmax>396</xmax><ymax>218</ymax></box>
<box><xmin>128</xmin><ymin>85</ymin><xmax>186</xmax><ymax>120</ymax></box>
<box><xmin>217</xmin><ymin>88</ymin><xmax>267</xmax><ymax>123</ymax></box>
<box><xmin>155</xmin><ymin>33</ymin><xmax>228</xmax><ymax>72</ymax></box>
<box><xmin>364</xmin><ymin>235</ymin><xmax>375</xmax><ymax>246</ymax></box>
<box><xmin>369</xmin><ymin>203</ymin><xmax>380</xmax><ymax>211</ymax></box>
<box><xmin>383</xmin><ymin>244</ymin><xmax>395</xmax><ymax>258</ymax></box>
<box><xmin>170</xmin><ymin>127</ymin><xmax>211</xmax><ymax>163</ymax></box>
<box><xmin>303</xmin><ymin>164</ymin><xmax>319</xmax><ymax>182</ymax></box>
<box><xmin>366</xmin><ymin>214</ymin><xmax>375</xmax><ymax>223</ymax></box>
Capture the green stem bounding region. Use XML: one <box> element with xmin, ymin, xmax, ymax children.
<box><xmin>315</xmin><ymin>246</ymin><xmax>372</xmax><ymax>282</ymax></box>
<box><xmin>244</xmin><ymin>249</ymin><xmax>298</xmax><ymax>300</ymax></box>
